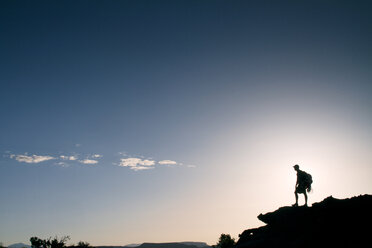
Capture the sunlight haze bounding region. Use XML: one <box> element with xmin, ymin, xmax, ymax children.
<box><xmin>1</xmin><ymin>0</ymin><xmax>371</xmax><ymax>246</ymax></box>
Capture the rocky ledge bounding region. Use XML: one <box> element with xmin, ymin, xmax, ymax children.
<box><xmin>236</xmin><ymin>194</ymin><xmax>372</xmax><ymax>248</ymax></box>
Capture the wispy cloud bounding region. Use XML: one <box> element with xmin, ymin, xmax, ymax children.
<box><xmin>79</xmin><ymin>159</ymin><xmax>98</xmax><ymax>164</ymax></box>
<box><xmin>60</xmin><ymin>155</ymin><xmax>78</xmax><ymax>161</ymax></box>
<box><xmin>8</xmin><ymin>151</ymin><xmax>194</xmax><ymax>171</ymax></box>
<box><xmin>10</xmin><ymin>154</ymin><xmax>55</xmax><ymax>163</ymax></box>
<box><xmin>187</xmin><ymin>164</ymin><xmax>197</xmax><ymax>168</ymax></box>
<box><xmin>131</xmin><ymin>165</ymin><xmax>155</xmax><ymax>171</ymax></box>
<box><xmin>158</xmin><ymin>160</ymin><xmax>177</xmax><ymax>165</ymax></box>
<box><xmin>55</xmin><ymin>161</ymin><xmax>69</xmax><ymax>167</ymax></box>
<box><xmin>119</xmin><ymin>157</ymin><xmax>155</xmax><ymax>171</ymax></box>
<box><xmin>78</xmin><ymin>154</ymin><xmax>102</xmax><ymax>164</ymax></box>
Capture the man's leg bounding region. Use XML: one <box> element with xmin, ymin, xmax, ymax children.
<box><xmin>294</xmin><ymin>191</ymin><xmax>299</xmax><ymax>206</ymax></box>
<box><xmin>304</xmin><ymin>192</ymin><xmax>308</xmax><ymax>206</ymax></box>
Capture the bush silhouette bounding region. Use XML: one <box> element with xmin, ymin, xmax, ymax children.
<box><xmin>30</xmin><ymin>236</ymin><xmax>70</xmax><ymax>248</ymax></box>
<box><xmin>214</xmin><ymin>234</ymin><xmax>236</xmax><ymax>248</ymax></box>
<box><xmin>75</xmin><ymin>242</ymin><xmax>90</xmax><ymax>248</ymax></box>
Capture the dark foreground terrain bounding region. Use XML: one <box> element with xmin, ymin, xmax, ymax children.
<box><xmin>236</xmin><ymin>194</ymin><xmax>372</xmax><ymax>248</ymax></box>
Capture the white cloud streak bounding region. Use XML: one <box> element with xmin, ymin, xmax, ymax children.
<box><xmin>119</xmin><ymin>157</ymin><xmax>155</xmax><ymax>170</ymax></box>
<box><xmin>158</xmin><ymin>160</ymin><xmax>177</xmax><ymax>165</ymax></box>
<box><xmin>60</xmin><ymin>155</ymin><xmax>78</xmax><ymax>161</ymax></box>
<box><xmin>130</xmin><ymin>166</ymin><xmax>154</xmax><ymax>171</ymax></box>
<box><xmin>10</xmin><ymin>154</ymin><xmax>55</xmax><ymax>163</ymax></box>
<box><xmin>9</xmin><ymin>152</ymin><xmax>192</xmax><ymax>171</ymax></box>
<box><xmin>79</xmin><ymin>159</ymin><xmax>98</xmax><ymax>164</ymax></box>
<box><xmin>55</xmin><ymin>161</ymin><xmax>69</xmax><ymax>167</ymax></box>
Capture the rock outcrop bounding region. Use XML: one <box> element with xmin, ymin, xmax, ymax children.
<box><xmin>236</xmin><ymin>195</ymin><xmax>372</xmax><ymax>248</ymax></box>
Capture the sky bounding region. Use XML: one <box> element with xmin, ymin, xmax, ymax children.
<box><xmin>0</xmin><ymin>0</ymin><xmax>372</xmax><ymax>246</ymax></box>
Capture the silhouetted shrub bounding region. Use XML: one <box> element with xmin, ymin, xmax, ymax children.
<box><xmin>76</xmin><ymin>242</ymin><xmax>90</xmax><ymax>248</ymax></box>
<box><xmin>30</xmin><ymin>236</ymin><xmax>70</xmax><ymax>248</ymax></box>
<box><xmin>30</xmin><ymin>237</ymin><xmax>44</xmax><ymax>248</ymax></box>
<box><xmin>214</xmin><ymin>234</ymin><xmax>236</xmax><ymax>248</ymax></box>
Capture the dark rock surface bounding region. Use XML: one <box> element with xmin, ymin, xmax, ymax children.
<box><xmin>236</xmin><ymin>194</ymin><xmax>372</xmax><ymax>248</ymax></box>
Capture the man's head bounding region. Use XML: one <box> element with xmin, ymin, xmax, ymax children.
<box><xmin>293</xmin><ymin>164</ymin><xmax>300</xmax><ymax>171</ymax></box>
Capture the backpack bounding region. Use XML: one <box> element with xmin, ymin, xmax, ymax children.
<box><xmin>304</xmin><ymin>172</ymin><xmax>313</xmax><ymax>192</ymax></box>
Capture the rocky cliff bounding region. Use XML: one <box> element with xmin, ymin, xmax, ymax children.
<box><xmin>236</xmin><ymin>195</ymin><xmax>372</xmax><ymax>248</ymax></box>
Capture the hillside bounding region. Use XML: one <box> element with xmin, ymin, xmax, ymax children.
<box><xmin>7</xmin><ymin>244</ymin><xmax>31</xmax><ymax>248</ymax></box>
<box><xmin>97</xmin><ymin>242</ymin><xmax>210</xmax><ymax>248</ymax></box>
<box><xmin>236</xmin><ymin>194</ymin><xmax>372</xmax><ymax>248</ymax></box>
<box><xmin>137</xmin><ymin>243</ymin><xmax>209</xmax><ymax>248</ymax></box>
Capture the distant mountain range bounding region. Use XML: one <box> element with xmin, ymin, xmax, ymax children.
<box><xmin>176</xmin><ymin>243</ymin><xmax>209</xmax><ymax>248</ymax></box>
<box><xmin>6</xmin><ymin>241</ymin><xmax>209</xmax><ymax>248</ymax></box>
<box><xmin>124</xmin><ymin>244</ymin><xmax>141</xmax><ymax>248</ymax></box>
<box><xmin>98</xmin><ymin>242</ymin><xmax>210</xmax><ymax>248</ymax></box>
<box><xmin>137</xmin><ymin>243</ymin><xmax>210</xmax><ymax>248</ymax></box>
<box><xmin>6</xmin><ymin>242</ymin><xmax>209</xmax><ymax>248</ymax></box>
<box><xmin>7</xmin><ymin>243</ymin><xmax>31</xmax><ymax>248</ymax></box>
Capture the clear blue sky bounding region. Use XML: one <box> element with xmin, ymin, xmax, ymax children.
<box><xmin>1</xmin><ymin>0</ymin><xmax>372</xmax><ymax>246</ymax></box>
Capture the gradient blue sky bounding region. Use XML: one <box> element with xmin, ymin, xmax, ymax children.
<box><xmin>1</xmin><ymin>0</ymin><xmax>372</xmax><ymax>246</ymax></box>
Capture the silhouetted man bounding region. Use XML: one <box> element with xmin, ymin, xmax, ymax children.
<box><xmin>293</xmin><ymin>164</ymin><xmax>312</xmax><ymax>207</ymax></box>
